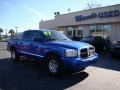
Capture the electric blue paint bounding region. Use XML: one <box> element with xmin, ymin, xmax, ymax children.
<box><xmin>8</xmin><ymin>30</ymin><xmax>99</xmax><ymax>71</ymax></box>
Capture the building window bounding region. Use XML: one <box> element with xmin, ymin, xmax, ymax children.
<box><xmin>67</xmin><ymin>27</ymin><xmax>73</xmax><ymax>37</ymax></box>
<box><xmin>77</xmin><ymin>26</ymin><xmax>83</xmax><ymax>38</ymax></box>
<box><xmin>89</xmin><ymin>25</ymin><xmax>96</xmax><ymax>36</ymax></box>
<box><xmin>89</xmin><ymin>24</ymin><xmax>111</xmax><ymax>40</ymax></box>
<box><xmin>103</xmin><ymin>24</ymin><xmax>111</xmax><ymax>40</ymax></box>
<box><xmin>96</xmin><ymin>24</ymin><xmax>103</xmax><ymax>37</ymax></box>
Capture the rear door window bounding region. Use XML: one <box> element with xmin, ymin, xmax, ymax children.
<box><xmin>32</xmin><ymin>31</ymin><xmax>44</xmax><ymax>41</ymax></box>
<box><xmin>22</xmin><ymin>31</ymin><xmax>33</xmax><ymax>41</ymax></box>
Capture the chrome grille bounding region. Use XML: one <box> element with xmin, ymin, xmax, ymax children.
<box><xmin>80</xmin><ymin>48</ymin><xmax>88</xmax><ymax>58</ymax></box>
<box><xmin>80</xmin><ymin>47</ymin><xmax>95</xmax><ymax>58</ymax></box>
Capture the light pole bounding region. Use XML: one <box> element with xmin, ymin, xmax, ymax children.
<box><xmin>5</xmin><ymin>29</ymin><xmax>8</xmax><ymax>38</ymax></box>
<box><xmin>15</xmin><ymin>27</ymin><xmax>19</xmax><ymax>34</ymax></box>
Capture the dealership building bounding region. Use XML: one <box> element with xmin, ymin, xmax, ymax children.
<box><xmin>39</xmin><ymin>4</ymin><xmax>120</xmax><ymax>43</ymax></box>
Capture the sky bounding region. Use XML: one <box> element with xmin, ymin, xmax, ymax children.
<box><xmin>0</xmin><ymin>0</ymin><xmax>120</xmax><ymax>34</ymax></box>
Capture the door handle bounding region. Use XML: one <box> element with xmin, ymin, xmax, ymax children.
<box><xmin>30</xmin><ymin>43</ymin><xmax>33</xmax><ymax>46</ymax></box>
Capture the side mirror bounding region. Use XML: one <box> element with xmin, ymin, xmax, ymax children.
<box><xmin>33</xmin><ymin>38</ymin><xmax>43</xmax><ymax>42</ymax></box>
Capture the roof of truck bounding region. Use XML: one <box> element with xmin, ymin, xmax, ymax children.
<box><xmin>25</xmin><ymin>29</ymin><xmax>56</xmax><ymax>32</ymax></box>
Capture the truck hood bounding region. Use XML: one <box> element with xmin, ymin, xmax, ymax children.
<box><xmin>47</xmin><ymin>40</ymin><xmax>93</xmax><ymax>49</ymax></box>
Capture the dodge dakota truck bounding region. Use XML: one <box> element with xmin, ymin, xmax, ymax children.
<box><xmin>7</xmin><ymin>29</ymin><xmax>98</xmax><ymax>75</ymax></box>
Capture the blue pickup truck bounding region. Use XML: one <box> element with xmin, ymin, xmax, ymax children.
<box><xmin>7</xmin><ymin>29</ymin><xmax>98</xmax><ymax>75</ymax></box>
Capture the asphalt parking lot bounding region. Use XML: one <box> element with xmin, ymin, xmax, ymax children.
<box><xmin>0</xmin><ymin>42</ymin><xmax>120</xmax><ymax>90</ymax></box>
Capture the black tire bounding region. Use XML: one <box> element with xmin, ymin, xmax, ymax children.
<box><xmin>110</xmin><ymin>52</ymin><xmax>115</xmax><ymax>58</ymax></box>
<box><xmin>11</xmin><ymin>48</ymin><xmax>20</xmax><ymax>61</ymax></box>
<box><xmin>47</xmin><ymin>55</ymin><xmax>64</xmax><ymax>75</ymax></box>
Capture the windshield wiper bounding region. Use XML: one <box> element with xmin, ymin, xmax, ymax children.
<box><xmin>47</xmin><ymin>39</ymin><xmax>57</xmax><ymax>41</ymax></box>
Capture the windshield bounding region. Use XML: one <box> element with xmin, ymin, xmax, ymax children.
<box><xmin>43</xmin><ymin>31</ymin><xmax>70</xmax><ymax>41</ymax></box>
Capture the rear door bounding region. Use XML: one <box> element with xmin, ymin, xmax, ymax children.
<box><xmin>19</xmin><ymin>31</ymin><xmax>33</xmax><ymax>56</ymax></box>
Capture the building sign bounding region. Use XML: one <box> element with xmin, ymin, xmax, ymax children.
<box><xmin>75</xmin><ymin>10</ymin><xmax>120</xmax><ymax>22</ymax></box>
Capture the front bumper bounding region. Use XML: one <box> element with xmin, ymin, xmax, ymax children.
<box><xmin>61</xmin><ymin>53</ymin><xmax>98</xmax><ymax>70</ymax></box>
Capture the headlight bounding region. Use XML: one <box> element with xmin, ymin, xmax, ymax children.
<box><xmin>65</xmin><ymin>49</ymin><xmax>78</xmax><ymax>57</ymax></box>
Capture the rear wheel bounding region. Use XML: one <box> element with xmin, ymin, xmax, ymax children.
<box><xmin>11</xmin><ymin>48</ymin><xmax>20</xmax><ymax>61</ymax></box>
<box><xmin>110</xmin><ymin>52</ymin><xmax>115</xmax><ymax>58</ymax></box>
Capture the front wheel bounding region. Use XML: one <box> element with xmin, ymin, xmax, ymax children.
<box><xmin>11</xmin><ymin>49</ymin><xmax>20</xmax><ymax>61</ymax></box>
<box><xmin>47</xmin><ymin>55</ymin><xmax>64</xmax><ymax>75</ymax></box>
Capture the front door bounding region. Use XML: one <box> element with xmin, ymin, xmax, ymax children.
<box><xmin>31</xmin><ymin>31</ymin><xmax>45</xmax><ymax>61</ymax></box>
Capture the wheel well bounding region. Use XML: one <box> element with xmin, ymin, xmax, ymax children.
<box><xmin>46</xmin><ymin>52</ymin><xmax>64</xmax><ymax>74</ymax></box>
<box><xmin>10</xmin><ymin>46</ymin><xmax>16</xmax><ymax>51</ymax></box>
<box><xmin>46</xmin><ymin>52</ymin><xmax>60</xmax><ymax>59</ymax></box>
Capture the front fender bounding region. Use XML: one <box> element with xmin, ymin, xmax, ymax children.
<box><xmin>45</xmin><ymin>46</ymin><xmax>65</xmax><ymax>57</ymax></box>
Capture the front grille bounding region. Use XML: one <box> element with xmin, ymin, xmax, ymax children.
<box><xmin>80</xmin><ymin>47</ymin><xmax>95</xmax><ymax>58</ymax></box>
<box><xmin>80</xmin><ymin>48</ymin><xmax>88</xmax><ymax>58</ymax></box>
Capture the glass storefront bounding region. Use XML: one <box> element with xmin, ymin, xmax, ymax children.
<box><xmin>78</xmin><ymin>26</ymin><xmax>83</xmax><ymax>38</ymax></box>
<box><xmin>89</xmin><ymin>24</ymin><xmax>111</xmax><ymax>40</ymax></box>
<box><xmin>67</xmin><ymin>24</ymin><xmax>111</xmax><ymax>41</ymax></box>
<box><xmin>67</xmin><ymin>27</ymin><xmax>73</xmax><ymax>37</ymax></box>
<box><xmin>67</xmin><ymin>26</ymin><xmax>83</xmax><ymax>39</ymax></box>
<box><xmin>103</xmin><ymin>24</ymin><xmax>111</xmax><ymax>40</ymax></box>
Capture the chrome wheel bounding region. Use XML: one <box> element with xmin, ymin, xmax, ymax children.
<box><xmin>48</xmin><ymin>59</ymin><xmax>58</xmax><ymax>74</ymax></box>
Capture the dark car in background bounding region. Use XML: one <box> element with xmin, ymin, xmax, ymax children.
<box><xmin>72</xmin><ymin>37</ymin><xmax>82</xmax><ymax>41</ymax></box>
<box><xmin>110</xmin><ymin>40</ymin><xmax>120</xmax><ymax>58</ymax></box>
<box><xmin>80</xmin><ymin>36</ymin><xmax>109</xmax><ymax>51</ymax></box>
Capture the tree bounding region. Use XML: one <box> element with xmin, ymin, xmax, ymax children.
<box><xmin>0</xmin><ymin>28</ymin><xmax>3</xmax><ymax>40</ymax></box>
<box><xmin>9</xmin><ymin>29</ymin><xmax>15</xmax><ymax>38</ymax></box>
<box><xmin>87</xmin><ymin>2</ymin><xmax>102</xmax><ymax>9</ymax></box>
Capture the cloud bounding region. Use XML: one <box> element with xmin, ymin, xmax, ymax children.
<box><xmin>23</xmin><ymin>6</ymin><xmax>49</xmax><ymax>20</ymax></box>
